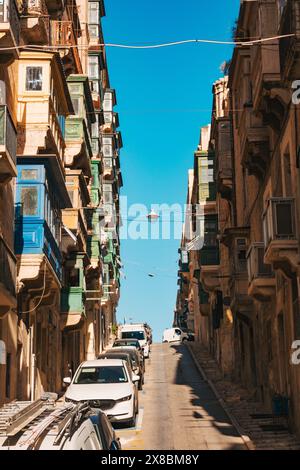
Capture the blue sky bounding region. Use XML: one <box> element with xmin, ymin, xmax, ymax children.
<box><xmin>102</xmin><ymin>0</ymin><xmax>240</xmax><ymax>341</ymax></box>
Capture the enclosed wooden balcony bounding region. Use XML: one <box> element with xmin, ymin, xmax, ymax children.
<box><xmin>0</xmin><ymin>235</ymin><xmax>17</xmax><ymax>317</ymax></box>
<box><xmin>215</xmin><ymin>118</ymin><xmax>233</xmax><ymax>199</ymax></box>
<box><xmin>263</xmin><ymin>197</ymin><xmax>299</xmax><ymax>272</ymax></box>
<box><xmin>51</xmin><ymin>20</ymin><xmax>83</xmax><ymax>76</ymax></box>
<box><xmin>0</xmin><ymin>105</ymin><xmax>17</xmax><ymax>183</ymax></box>
<box><xmin>61</xmin><ymin>254</ymin><xmax>86</xmax><ymax>326</ymax></box>
<box><xmin>279</xmin><ymin>0</ymin><xmax>300</xmax><ymax>81</ymax></box>
<box><xmin>199</xmin><ymin>282</ymin><xmax>210</xmax><ymax>316</ymax></box>
<box><xmin>247</xmin><ymin>242</ymin><xmax>275</xmax><ymax>301</ymax></box>
<box><xmin>239</xmin><ymin>106</ymin><xmax>270</xmax><ymax>180</ymax></box>
<box><xmin>21</xmin><ymin>0</ymin><xmax>50</xmax><ymax>45</ymax></box>
<box><xmin>251</xmin><ymin>40</ymin><xmax>281</xmax><ymax>113</ymax></box>
<box><xmin>0</xmin><ymin>0</ymin><xmax>20</xmax><ymax>57</ymax></box>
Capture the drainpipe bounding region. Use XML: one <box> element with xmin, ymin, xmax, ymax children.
<box><xmin>29</xmin><ymin>325</ymin><xmax>36</xmax><ymax>402</ymax></box>
<box><xmin>229</xmin><ymin>89</ymin><xmax>238</xmax><ymax>226</ymax></box>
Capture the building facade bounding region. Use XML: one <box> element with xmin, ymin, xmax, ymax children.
<box><xmin>0</xmin><ymin>0</ymin><xmax>123</xmax><ymax>403</ymax></box>
<box><xmin>176</xmin><ymin>0</ymin><xmax>300</xmax><ymax>437</ymax></box>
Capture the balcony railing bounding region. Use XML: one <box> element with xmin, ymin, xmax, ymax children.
<box><xmin>0</xmin><ymin>0</ymin><xmax>20</xmax><ymax>47</ymax></box>
<box><xmin>0</xmin><ymin>235</ymin><xmax>16</xmax><ymax>298</ymax></box>
<box><xmin>247</xmin><ymin>242</ymin><xmax>274</xmax><ymax>282</ymax></box>
<box><xmin>263</xmin><ymin>198</ymin><xmax>297</xmax><ymax>246</ymax></box>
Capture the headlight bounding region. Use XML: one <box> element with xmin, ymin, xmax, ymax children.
<box><xmin>116</xmin><ymin>394</ymin><xmax>132</xmax><ymax>403</ymax></box>
<box><xmin>65</xmin><ymin>397</ymin><xmax>77</xmax><ymax>403</ymax></box>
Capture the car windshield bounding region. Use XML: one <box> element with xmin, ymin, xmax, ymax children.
<box><xmin>115</xmin><ymin>340</ymin><xmax>139</xmax><ymax>347</ymax></box>
<box><xmin>74</xmin><ymin>366</ymin><xmax>128</xmax><ymax>384</ymax></box>
<box><xmin>121</xmin><ymin>331</ymin><xmax>145</xmax><ymax>340</ymax></box>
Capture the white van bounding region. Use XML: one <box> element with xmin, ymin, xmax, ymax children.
<box><xmin>118</xmin><ymin>324</ymin><xmax>150</xmax><ymax>358</ymax></box>
<box><xmin>162</xmin><ymin>327</ymin><xmax>188</xmax><ymax>343</ymax></box>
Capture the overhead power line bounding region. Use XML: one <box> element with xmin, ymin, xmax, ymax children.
<box><xmin>0</xmin><ymin>34</ymin><xmax>295</xmax><ymax>51</ymax></box>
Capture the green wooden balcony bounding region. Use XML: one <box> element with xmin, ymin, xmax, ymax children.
<box><xmin>61</xmin><ymin>287</ymin><xmax>85</xmax><ymax>315</ymax></box>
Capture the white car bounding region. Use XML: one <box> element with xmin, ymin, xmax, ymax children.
<box><xmin>64</xmin><ymin>359</ymin><xmax>139</xmax><ymax>427</ymax></box>
<box><xmin>162</xmin><ymin>327</ymin><xmax>189</xmax><ymax>343</ymax></box>
<box><xmin>0</xmin><ymin>397</ymin><xmax>120</xmax><ymax>450</ymax></box>
<box><xmin>119</xmin><ymin>325</ymin><xmax>150</xmax><ymax>358</ymax></box>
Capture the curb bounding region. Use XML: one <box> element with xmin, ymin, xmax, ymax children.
<box><xmin>187</xmin><ymin>344</ymin><xmax>255</xmax><ymax>451</ymax></box>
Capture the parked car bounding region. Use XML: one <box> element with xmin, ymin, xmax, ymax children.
<box><xmin>113</xmin><ymin>338</ymin><xmax>143</xmax><ymax>354</ymax></box>
<box><xmin>64</xmin><ymin>359</ymin><xmax>139</xmax><ymax>427</ymax></box>
<box><xmin>118</xmin><ymin>324</ymin><xmax>150</xmax><ymax>358</ymax></box>
<box><xmin>162</xmin><ymin>327</ymin><xmax>189</xmax><ymax>343</ymax></box>
<box><xmin>89</xmin><ymin>409</ymin><xmax>121</xmax><ymax>450</ymax></box>
<box><xmin>107</xmin><ymin>346</ymin><xmax>145</xmax><ymax>390</ymax></box>
<box><xmin>98</xmin><ymin>351</ymin><xmax>136</xmax><ymax>382</ymax></box>
<box><xmin>0</xmin><ymin>396</ymin><xmax>120</xmax><ymax>450</ymax></box>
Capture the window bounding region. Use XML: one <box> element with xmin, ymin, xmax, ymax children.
<box><xmin>88</xmin><ymin>55</ymin><xmax>100</xmax><ymax>79</ymax></box>
<box><xmin>88</xmin><ymin>1</ymin><xmax>100</xmax><ymax>24</ymax></box>
<box><xmin>21</xmin><ymin>169</ymin><xmax>38</xmax><ymax>180</ymax></box>
<box><xmin>121</xmin><ymin>331</ymin><xmax>145</xmax><ymax>341</ymax></box>
<box><xmin>21</xmin><ymin>187</ymin><xmax>38</xmax><ymax>216</ymax></box>
<box><xmin>235</xmin><ymin>238</ymin><xmax>247</xmax><ymax>273</ymax></box>
<box><xmin>71</xmin><ymin>97</ymin><xmax>80</xmax><ymax>115</ymax></box>
<box><xmin>65</xmin><ymin>268</ymin><xmax>80</xmax><ymax>287</ymax></box>
<box><xmin>74</xmin><ymin>366</ymin><xmax>128</xmax><ymax>384</ymax></box>
<box><xmin>26</xmin><ymin>67</ymin><xmax>43</xmax><ymax>91</ymax></box>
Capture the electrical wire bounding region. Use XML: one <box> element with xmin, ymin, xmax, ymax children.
<box><xmin>0</xmin><ymin>34</ymin><xmax>295</xmax><ymax>52</ymax></box>
<box><xmin>20</xmin><ymin>262</ymin><xmax>47</xmax><ymax>314</ymax></box>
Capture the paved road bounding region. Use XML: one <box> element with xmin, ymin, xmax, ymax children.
<box><xmin>117</xmin><ymin>343</ymin><xmax>247</xmax><ymax>450</ymax></box>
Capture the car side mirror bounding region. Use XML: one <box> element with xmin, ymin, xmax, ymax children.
<box><xmin>63</xmin><ymin>377</ymin><xmax>72</xmax><ymax>385</ymax></box>
<box><xmin>132</xmin><ymin>374</ymin><xmax>140</xmax><ymax>383</ymax></box>
<box><xmin>110</xmin><ymin>440</ymin><xmax>119</xmax><ymax>450</ymax></box>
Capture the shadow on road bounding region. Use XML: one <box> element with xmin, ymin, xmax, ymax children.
<box><xmin>170</xmin><ymin>343</ymin><xmax>246</xmax><ymax>449</ymax></box>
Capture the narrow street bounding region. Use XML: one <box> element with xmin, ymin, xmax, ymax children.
<box><xmin>117</xmin><ymin>344</ymin><xmax>247</xmax><ymax>450</ymax></box>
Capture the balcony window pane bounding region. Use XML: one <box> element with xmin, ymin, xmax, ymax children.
<box><xmin>26</xmin><ymin>67</ymin><xmax>43</xmax><ymax>91</ymax></box>
<box><xmin>257</xmin><ymin>246</ymin><xmax>272</xmax><ymax>276</ymax></box>
<box><xmin>276</xmin><ymin>203</ymin><xmax>293</xmax><ymax>237</ymax></box>
<box><xmin>21</xmin><ymin>187</ymin><xmax>38</xmax><ymax>216</ymax></box>
<box><xmin>66</xmin><ymin>268</ymin><xmax>80</xmax><ymax>287</ymax></box>
<box><xmin>88</xmin><ymin>2</ymin><xmax>99</xmax><ymax>24</ymax></box>
<box><xmin>104</xmin><ymin>158</ymin><xmax>112</xmax><ymax>168</ymax></box>
<box><xmin>21</xmin><ymin>169</ymin><xmax>38</xmax><ymax>180</ymax></box>
<box><xmin>89</xmin><ymin>24</ymin><xmax>99</xmax><ymax>38</ymax></box>
<box><xmin>0</xmin><ymin>106</ymin><xmax>5</xmax><ymax>144</ymax></box>
<box><xmin>88</xmin><ymin>56</ymin><xmax>99</xmax><ymax>79</ymax></box>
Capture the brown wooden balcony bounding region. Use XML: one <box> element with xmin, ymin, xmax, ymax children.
<box><xmin>0</xmin><ymin>105</ymin><xmax>17</xmax><ymax>183</ymax></box>
<box><xmin>239</xmin><ymin>106</ymin><xmax>270</xmax><ymax>180</ymax></box>
<box><xmin>251</xmin><ymin>39</ymin><xmax>281</xmax><ymax>113</ymax></box>
<box><xmin>215</xmin><ymin>118</ymin><xmax>233</xmax><ymax>199</ymax></box>
<box><xmin>0</xmin><ymin>235</ymin><xmax>17</xmax><ymax>317</ymax></box>
<box><xmin>21</xmin><ymin>0</ymin><xmax>50</xmax><ymax>45</ymax></box>
<box><xmin>263</xmin><ymin>197</ymin><xmax>299</xmax><ymax>273</ymax></box>
<box><xmin>247</xmin><ymin>242</ymin><xmax>275</xmax><ymax>301</ymax></box>
<box><xmin>0</xmin><ymin>0</ymin><xmax>20</xmax><ymax>56</ymax></box>
<box><xmin>279</xmin><ymin>0</ymin><xmax>300</xmax><ymax>81</ymax></box>
<box><xmin>51</xmin><ymin>20</ymin><xmax>83</xmax><ymax>76</ymax></box>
